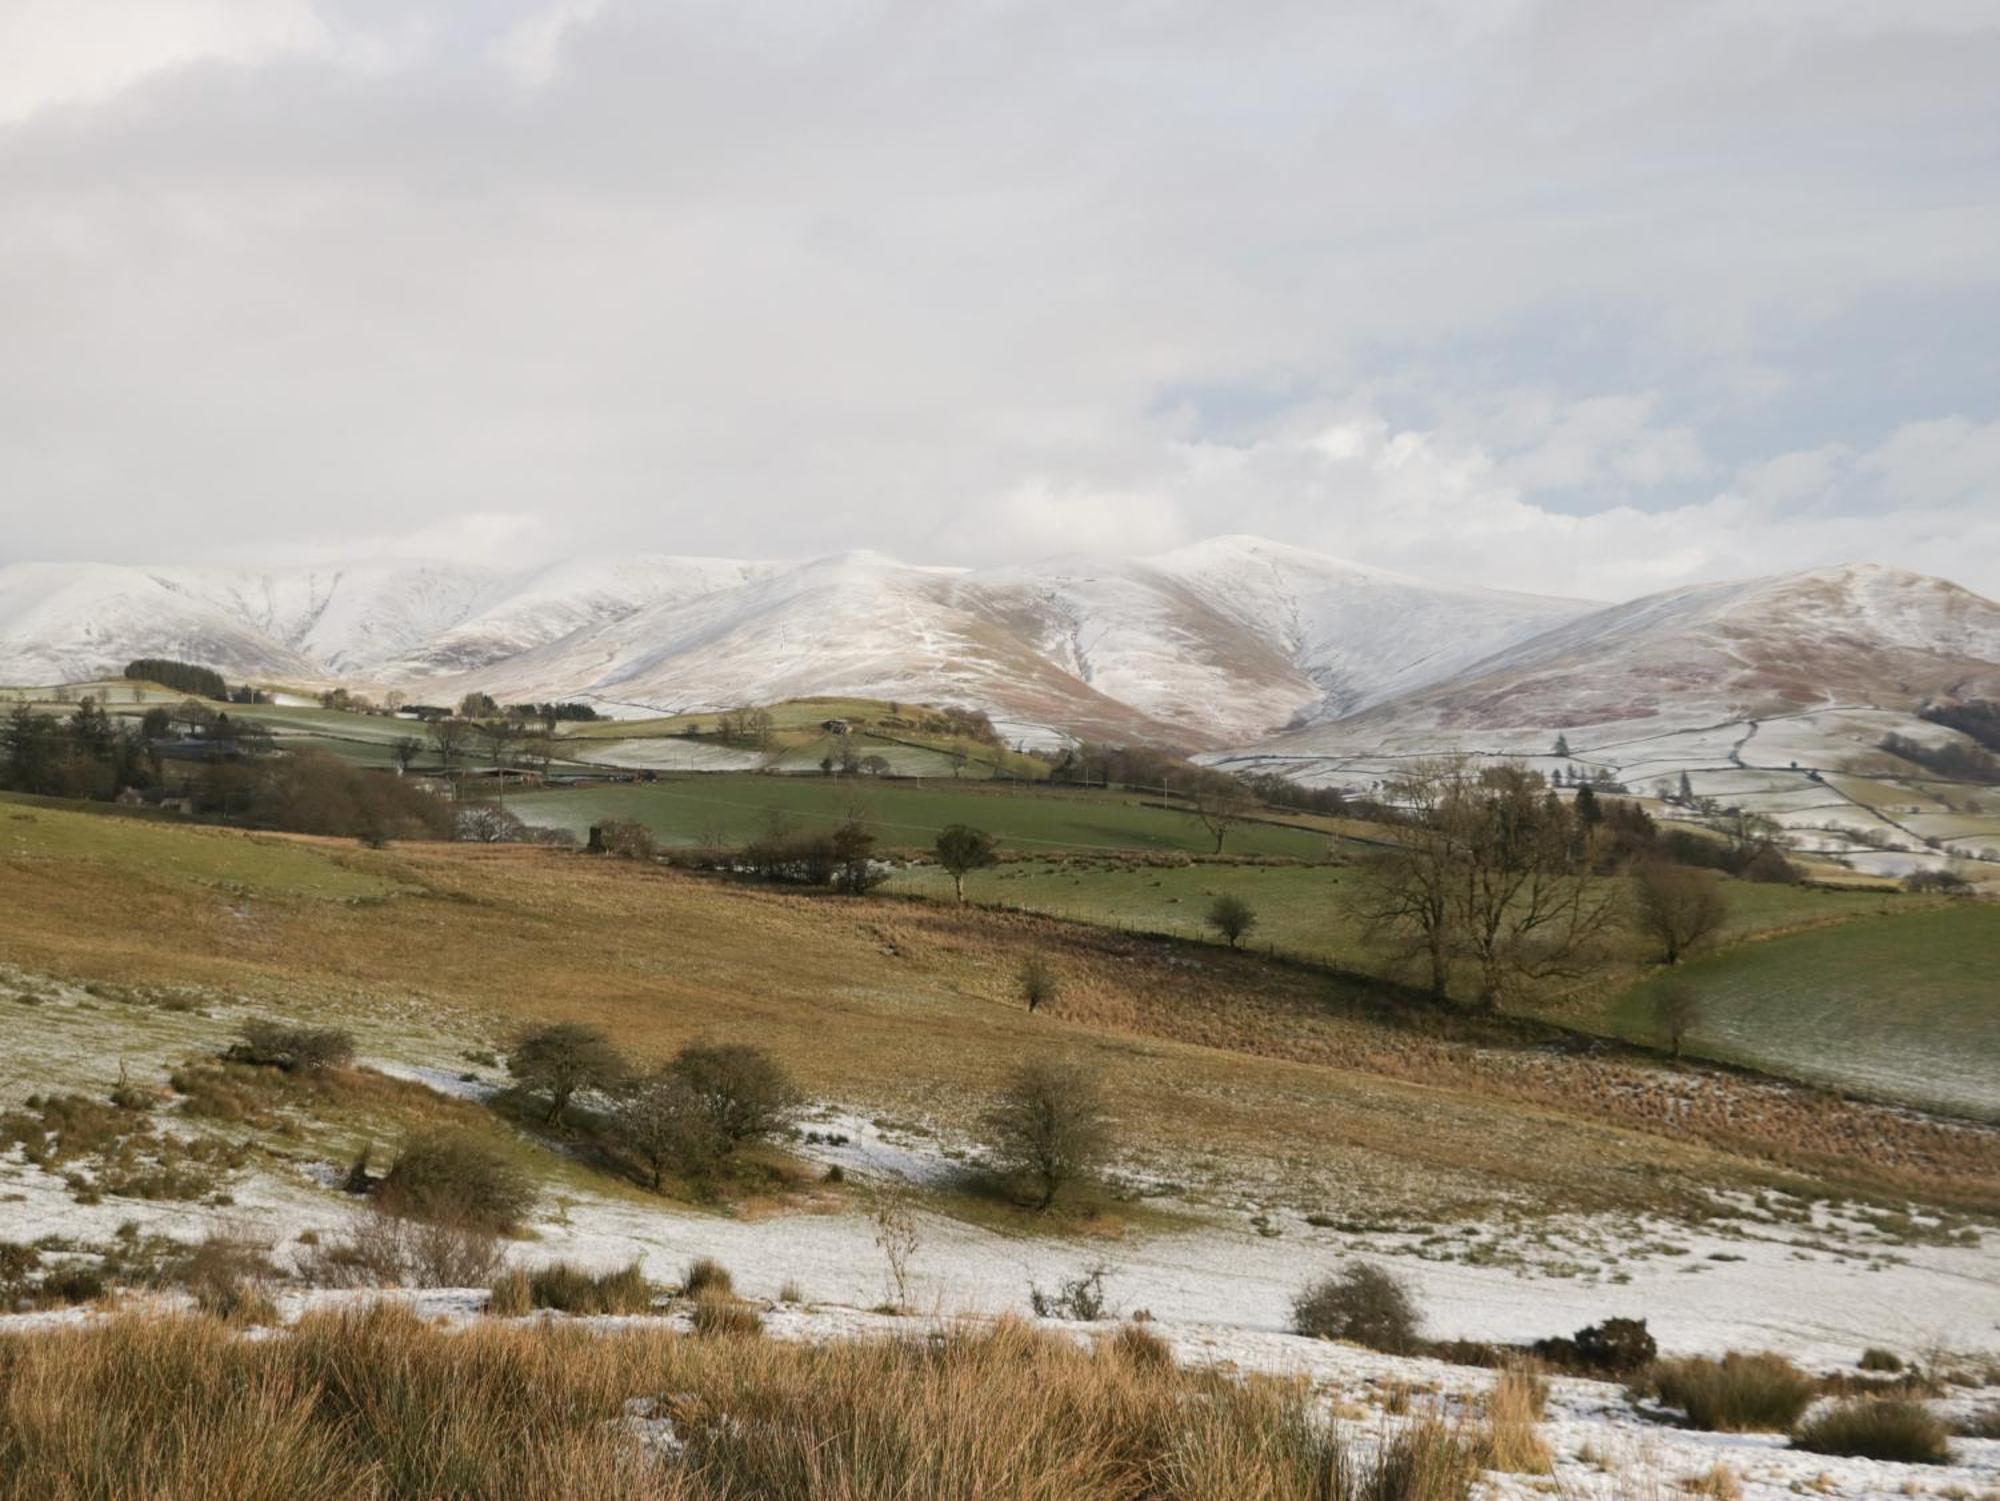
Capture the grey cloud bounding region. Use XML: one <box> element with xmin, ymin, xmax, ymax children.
<box><xmin>0</xmin><ymin>0</ymin><xmax>1994</xmax><ymax>597</ymax></box>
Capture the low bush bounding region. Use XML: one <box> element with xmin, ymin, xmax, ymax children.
<box><xmin>1532</xmin><ymin>1316</ymin><xmax>1656</xmax><ymax>1375</ymax></box>
<box><xmin>1635</xmin><ymin>1351</ymin><xmax>1817</xmax><ymax>1432</ymax></box>
<box><xmin>178</xmin><ymin>1231</ymin><xmax>279</xmax><ymax>1324</ymax></box>
<box><xmin>1290</xmin><ymin>1263</ymin><xmax>1421</xmax><ymax>1354</ymax></box>
<box><xmin>1793</xmin><ymin>1399</ymin><xmax>1952</xmax><ymax>1464</ymax></box>
<box><xmin>375</xmin><ymin>1129</ymin><xmax>535</xmax><ymax>1232</ymax></box>
<box><xmin>1857</xmin><ymin>1347</ymin><xmax>1903</xmax><ymax>1373</ymax></box>
<box><xmin>228</xmin><ymin>1020</ymin><xmax>356</xmax><ymax>1074</ymax></box>
<box><xmin>1029</xmin><ymin>1263</ymin><xmax>1113</xmax><ymax>1322</ymax></box>
<box><xmin>299</xmin><ymin>1206</ymin><xmax>506</xmax><ymax>1289</ymax></box>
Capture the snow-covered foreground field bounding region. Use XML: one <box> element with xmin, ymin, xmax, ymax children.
<box><xmin>6</xmin><ymin>1021</ymin><xmax>1998</xmax><ymax>1497</ymax></box>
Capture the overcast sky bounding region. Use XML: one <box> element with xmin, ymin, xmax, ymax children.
<box><xmin>3</xmin><ymin>0</ymin><xmax>1997</xmax><ymax>600</ymax></box>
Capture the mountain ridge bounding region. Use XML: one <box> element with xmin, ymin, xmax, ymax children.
<box><xmin>2</xmin><ymin>543</ymin><xmax>1994</xmax><ymax>755</ymax></box>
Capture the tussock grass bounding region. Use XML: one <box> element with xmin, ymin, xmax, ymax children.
<box><xmin>0</xmin><ymin>1305</ymin><xmax>1488</xmax><ymax>1499</ymax></box>
<box><xmin>1792</xmin><ymin>1399</ymin><xmax>1954</xmax><ymax>1465</ymax></box>
<box><xmin>688</xmin><ymin>1292</ymin><xmax>764</xmax><ymax>1338</ymax></box>
<box><xmin>682</xmin><ymin>1257</ymin><xmax>733</xmax><ymax>1298</ymax></box>
<box><xmin>1106</xmin><ymin>1321</ymin><xmax>1173</xmax><ymax>1371</ymax></box>
<box><xmin>1479</xmin><ymin>1366</ymin><xmax>1552</xmax><ymax>1474</ymax></box>
<box><xmin>1681</xmin><ymin>1462</ymin><xmax>1742</xmax><ymax>1499</ymax></box>
<box><xmin>1635</xmin><ymin>1351</ymin><xmax>1818</xmax><ymax>1432</ymax></box>
<box><xmin>494</xmin><ymin>1261</ymin><xmax>660</xmax><ymax>1316</ymax></box>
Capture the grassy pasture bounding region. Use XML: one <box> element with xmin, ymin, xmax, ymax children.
<box><xmin>0</xmin><ymin>806</ymin><xmax>1992</xmax><ymax>1219</ymax></box>
<box><xmin>506</xmin><ymin>776</ymin><xmax>1336</xmax><ymax>858</ymax></box>
<box><xmin>1613</xmin><ymin>904</ymin><xmax>2000</xmax><ymax>1119</ymax></box>
<box><xmin>0</xmin><ymin>795</ymin><xmax>398</xmax><ymax>901</ymax></box>
<box><xmin>890</xmin><ymin>857</ymin><xmax>1908</xmax><ymax>968</ymax></box>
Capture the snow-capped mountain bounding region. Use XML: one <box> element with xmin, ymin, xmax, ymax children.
<box><xmin>1246</xmin><ymin>562</ymin><xmax>2000</xmax><ymax>757</ymax></box>
<box><xmin>2</xmin><ymin>543</ymin><xmax>1995</xmax><ymax>756</ymax></box>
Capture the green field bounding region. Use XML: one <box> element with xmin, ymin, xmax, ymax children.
<box><xmin>1613</xmin><ymin>904</ymin><xmax>2000</xmax><ymax>1118</ymax></box>
<box><xmin>887</xmin><ymin>855</ymin><xmax>1915</xmax><ymax>971</ymax></box>
<box><xmin>507</xmin><ymin>776</ymin><xmax>1337</xmax><ymax>858</ymax></box>
<box><xmin>0</xmin><ymin>795</ymin><xmax>398</xmax><ymax>900</ymax></box>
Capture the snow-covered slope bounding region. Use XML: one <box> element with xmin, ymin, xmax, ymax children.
<box><xmin>1147</xmin><ymin>536</ymin><xmax>1592</xmax><ymax>719</ymax></box>
<box><xmin>1249</xmin><ymin>563</ymin><xmax>2000</xmax><ymax>755</ymax></box>
<box><xmin>0</xmin><ymin>563</ymin><xmax>325</xmax><ymax>685</ymax></box>
<box><xmin>5</xmin><ymin>546</ymin><xmax>1993</xmax><ymax>759</ymax></box>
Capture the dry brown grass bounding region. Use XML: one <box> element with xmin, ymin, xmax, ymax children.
<box><xmin>4</xmin><ymin>825</ymin><xmax>1992</xmax><ymax>1219</ymax></box>
<box><xmin>1479</xmin><ymin>1366</ymin><xmax>1553</xmax><ymax>1474</ymax></box>
<box><xmin>0</xmin><ymin>1304</ymin><xmax>1480</xmax><ymax>1500</ymax></box>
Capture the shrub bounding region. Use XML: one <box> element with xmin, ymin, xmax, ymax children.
<box><xmin>1792</xmin><ymin>1399</ymin><xmax>1952</xmax><ymax>1465</ymax></box>
<box><xmin>1029</xmin><ymin>1264</ymin><xmax>1113</xmax><ymax>1321</ymax></box>
<box><xmin>519</xmin><ymin>1261</ymin><xmax>657</xmax><ymax>1315</ymax></box>
<box><xmin>229</xmin><ymin>1020</ymin><xmax>356</xmax><ymax>1074</ymax></box>
<box><xmin>668</xmin><ymin>1042</ymin><xmax>799</xmax><ymax>1148</ymax></box>
<box><xmin>1636</xmin><ymin>1352</ymin><xmax>1817</xmax><ymax>1432</ymax></box>
<box><xmin>1857</xmin><ymin>1347</ymin><xmax>1904</xmax><ymax>1373</ymax></box>
<box><xmin>178</xmin><ymin>1231</ymin><xmax>279</xmax><ymax>1324</ymax></box>
<box><xmin>1533</xmin><ymin>1316</ymin><xmax>1657</xmax><ymax>1376</ymax></box>
<box><xmin>375</xmin><ymin>1130</ymin><xmax>535</xmax><ymax>1232</ymax></box>
<box><xmin>591</xmin><ymin>819</ymin><xmax>657</xmax><ymax>859</ymax></box>
<box><xmin>682</xmin><ymin>1257</ymin><xmax>734</xmax><ymax>1297</ymax></box>
<box><xmin>1205</xmin><ymin>892</ymin><xmax>1258</xmax><ymax>948</ymax></box>
<box><xmin>1017</xmin><ymin>953</ymin><xmax>1060</xmax><ymax>1014</ymax></box>
<box><xmin>690</xmin><ymin>1292</ymin><xmax>763</xmax><ymax>1338</ymax></box>
<box><xmin>1290</xmin><ymin>1263</ymin><xmax>1421</xmax><ymax>1354</ymax></box>
<box><xmin>984</xmin><ymin>1058</ymin><xmax>1111</xmax><ymax>1211</ymax></box>
<box><xmin>299</xmin><ymin>1205</ymin><xmax>508</xmax><ymax>1289</ymax></box>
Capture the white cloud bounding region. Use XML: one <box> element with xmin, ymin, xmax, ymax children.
<box><xmin>0</xmin><ymin>0</ymin><xmax>326</xmax><ymax>123</ymax></box>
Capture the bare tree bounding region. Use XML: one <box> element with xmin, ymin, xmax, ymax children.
<box><xmin>1449</xmin><ymin>764</ymin><xmax>1622</xmax><ymax>1008</ymax></box>
<box><xmin>1653</xmin><ymin>979</ymin><xmax>1702</xmax><ymax>1061</ymax></box>
<box><xmin>1190</xmin><ymin>783</ymin><xmax>1257</xmax><ymax>854</ymax></box>
<box><xmin>508</xmin><ymin>1022</ymin><xmax>628</xmax><ymax>1125</ymax></box>
<box><xmin>476</xmin><ymin>719</ymin><xmax>517</xmax><ymax>772</ymax></box>
<box><xmin>390</xmin><ymin>735</ymin><xmax>423</xmax><ymax>774</ymax></box>
<box><xmin>1346</xmin><ymin>759</ymin><xmax>1619</xmax><ymax>1009</ymax></box>
<box><xmin>984</xmin><ymin>1058</ymin><xmax>1111</xmax><ymax>1211</ymax></box>
<box><xmin>426</xmin><ymin>716</ymin><xmax>473</xmax><ymax>774</ymax></box>
<box><xmin>1631</xmin><ymin>861</ymin><xmax>1729</xmax><ymax>964</ymax></box>
<box><xmin>615</xmin><ymin>1070</ymin><xmax>721</xmax><ymax>1189</ymax></box>
<box><xmin>1343</xmin><ymin>759</ymin><xmax>1465</xmax><ymax>999</ymax></box>
<box><xmin>934</xmin><ymin>823</ymin><xmax>999</xmax><ymax>901</ymax></box>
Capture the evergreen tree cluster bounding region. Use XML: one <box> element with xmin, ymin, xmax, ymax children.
<box><xmin>122</xmin><ymin>658</ymin><xmax>229</xmax><ymax>699</ymax></box>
